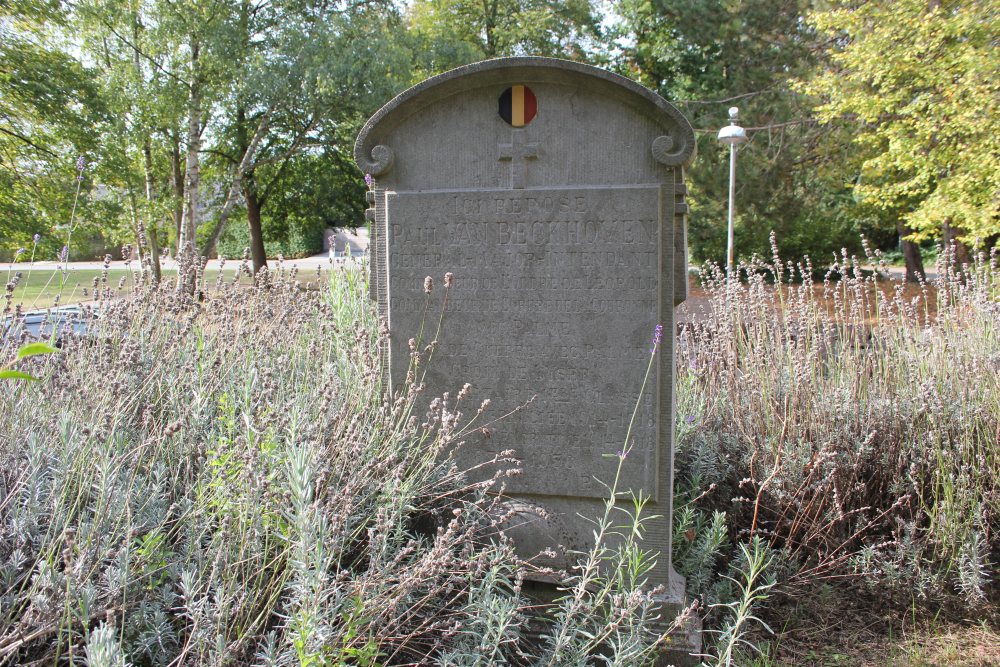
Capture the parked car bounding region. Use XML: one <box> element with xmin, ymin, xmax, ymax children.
<box><xmin>1</xmin><ymin>305</ymin><xmax>92</xmax><ymax>347</ymax></box>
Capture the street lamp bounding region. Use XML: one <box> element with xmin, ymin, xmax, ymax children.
<box><xmin>717</xmin><ymin>106</ymin><xmax>748</xmax><ymax>276</ymax></box>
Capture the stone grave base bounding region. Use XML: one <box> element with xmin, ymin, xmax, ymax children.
<box><xmin>653</xmin><ymin>576</ymin><xmax>703</xmax><ymax>667</ymax></box>
<box><xmin>520</xmin><ymin>577</ymin><xmax>702</xmax><ymax>666</ymax></box>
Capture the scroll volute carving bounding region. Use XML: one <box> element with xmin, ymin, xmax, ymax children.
<box><xmin>651</xmin><ymin>124</ymin><xmax>696</xmax><ymax>167</ymax></box>
<box><xmin>355</xmin><ymin>143</ymin><xmax>394</xmax><ymax>177</ymax></box>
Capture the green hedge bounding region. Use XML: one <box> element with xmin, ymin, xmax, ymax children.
<box><xmin>215</xmin><ymin>212</ymin><xmax>325</xmax><ymax>260</ymax></box>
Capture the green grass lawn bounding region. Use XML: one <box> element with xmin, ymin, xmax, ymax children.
<box><xmin>5</xmin><ymin>268</ymin><xmax>136</xmax><ymax>310</ymax></box>
<box><xmin>4</xmin><ymin>266</ymin><xmax>254</xmax><ymax>310</ymax></box>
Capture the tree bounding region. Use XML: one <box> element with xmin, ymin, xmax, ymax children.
<box><xmin>804</xmin><ymin>0</ymin><xmax>1000</xmax><ymax>274</ymax></box>
<box><xmin>216</xmin><ymin>145</ymin><xmax>366</xmax><ymax>260</ymax></box>
<box><xmin>73</xmin><ymin>0</ymin><xmax>192</xmax><ymax>281</ymax></box>
<box><xmin>407</xmin><ymin>0</ymin><xmax>602</xmax><ymax>76</ymax></box>
<box><xmin>199</xmin><ymin>0</ymin><xmax>412</xmax><ymax>273</ymax></box>
<box><xmin>0</xmin><ymin>3</ymin><xmax>104</xmax><ymax>257</ymax></box>
<box><xmin>612</xmin><ymin>0</ymin><xmax>866</xmax><ymax>267</ymax></box>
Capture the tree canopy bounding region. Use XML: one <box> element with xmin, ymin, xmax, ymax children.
<box><xmin>1</xmin><ymin>3</ymin><xmax>104</xmax><ymax>256</ymax></box>
<box><xmin>1</xmin><ymin>0</ymin><xmax>997</xmax><ymax>268</ymax></box>
<box><xmin>407</xmin><ymin>0</ymin><xmax>602</xmax><ymax>75</ymax></box>
<box><xmin>611</xmin><ymin>0</ymin><xmax>867</xmax><ymax>265</ymax></box>
<box><xmin>804</xmin><ymin>0</ymin><xmax>1000</xmax><ymax>246</ymax></box>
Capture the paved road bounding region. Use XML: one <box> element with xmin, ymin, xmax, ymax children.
<box><xmin>1</xmin><ymin>228</ymin><xmax>370</xmax><ymax>273</ymax></box>
<box><xmin>860</xmin><ymin>264</ymin><xmax>939</xmax><ymax>281</ymax></box>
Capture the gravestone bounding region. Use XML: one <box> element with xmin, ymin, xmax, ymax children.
<box><xmin>356</xmin><ymin>57</ymin><xmax>698</xmax><ymax>658</ymax></box>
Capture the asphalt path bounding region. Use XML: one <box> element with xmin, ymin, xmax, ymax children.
<box><xmin>1</xmin><ymin>229</ymin><xmax>370</xmax><ymax>274</ymax></box>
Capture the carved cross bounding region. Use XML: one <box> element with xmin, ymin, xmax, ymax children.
<box><xmin>498</xmin><ymin>129</ymin><xmax>538</xmax><ymax>189</ymax></box>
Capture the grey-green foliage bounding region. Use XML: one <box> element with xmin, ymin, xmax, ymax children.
<box><xmin>956</xmin><ymin>517</ymin><xmax>992</xmax><ymax>604</ymax></box>
<box><xmin>435</xmin><ymin>556</ymin><xmax>527</xmax><ymax>666</ymax></box>
<box><xmin>1</xmin><ymin>263</ymin><xmax>686</xmax><ymax>666</ymax></box>
<box><xmin>0</xmin><ymin>266</ymin><xmax>502</xmax><ymax>664</ymax></box>
<box><xmin>672</xmin><ymin>371</ymin><xmax>735</xmax><ymax>612</ymax></box>
<box><xmin>673</xmin><ymin>507</ymin><xmax>729</xmax><ymax>600</ymax></box>
<box><xmin>85</xmin><ymin>623</ymin><xmax>131</xmax><ymax>667</ymax></box>
<box><xmin>708</xmin><ymin>537</ymin><xmax>776</xmax><ymax>667</ymax></box>
<box><xmin>537</xmin><ymin>509</ymin><xmax>665</xmax><ymax>667</ymax></box>
<box><xmin>673</xmin><ymin>242</ymin><xmax>1000</xmax><ymax>631</ymax></box>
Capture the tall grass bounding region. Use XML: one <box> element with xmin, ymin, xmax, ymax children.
<box><xmin>674</xmin><ymin>238</ymin><xmax>999</xmax><ymax>623</ymax></box>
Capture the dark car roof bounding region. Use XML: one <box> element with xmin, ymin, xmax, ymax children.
<box><xmin>2</xmin><ymin>305</ymin><xmax>91</xmax><ymax>345</ymax></box>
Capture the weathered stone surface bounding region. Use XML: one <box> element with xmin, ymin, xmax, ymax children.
<box><xmin>384</xmin><ymin>186</ymin><xmax>661</xmax><ymax>502</ymax></box>
<box><xmin>355</xmin><ymin>58</ymin><xmax>697</xmax><ymax>658</ymax></box>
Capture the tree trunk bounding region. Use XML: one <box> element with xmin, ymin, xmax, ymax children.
<box><xmin>198</xmin><ymin>110</ymin><xmax>272</xmax><ymax>261</ymax></box>
<box><xmin>245</xmin><ymin>174</ymin><xmax>267</xmax><ymax>273</ymax></box>
<box><xmin>897</xmin><ymin>219</ymin><xmax>925</xmax><ymax>283</ymax></box>
<box><xmin>131</xmin><ymin>10</ymin><xmax>161</xmax><ymax>283</ymax></box>
<box><xmin>942</xmin><ymin>219</ymin><xmax>972</xmax><ymax>269</ymax></box>
<box><xmin>170</xmin><ymin>130</ymin><xmax>184</xmax><ymax>252</ymax></box>
<box><xmin>179</xmin><ymin>41</ymin><xmax>201</xmax><ymax>238</ymax></box>
<box><xmin>142</xmin><ymin>137</ymin><xmax>162</xmax><ymax>282</ymax></box>
<box><xmin>125</xmin><ymin>181</ymin><xmax>145</xmax><ymax>270</ymax></box>
<box><xmin>177</xmin><ymin>37</ymin><xmax>202</xmax><ymax>292</ymax></box>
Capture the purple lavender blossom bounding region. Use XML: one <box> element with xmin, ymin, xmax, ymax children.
<box><xmin>76</xmin><ymin>156</ymin><xmax>86</xmax><ymax>181</ymax></box>
<box><xmin>364</xmin><ymin>173</ymin><xmax>373</xmax><ymax>187</ymax></box>
<box><xmin>58</xmin><ymin>245</ymin><xmax>68</xmax><ymax>263</ymax></box>
<box><xmin>32</xmin><ymin>233</ymin><xmax>40</xmax><ymax>244</ymax></box>
<box><xmin>650</xmin><ymin>323</ymin><xmax>664</xmax><ymax>352</ymax></box>
<box><xmin>685</xmin><ymin>415</ymin><xmax>696</xmax><ymax>424</ymax></box>
<box><xmin>15</xmin><ymin>248</ymin><xmax>26</xmax><ymax>257</ymax></box>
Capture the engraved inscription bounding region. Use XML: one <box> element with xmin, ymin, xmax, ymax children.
<box><xmin>387</xmin><ymin>187</ymin><xmax>662</xmax><ymax>499</ymax></box>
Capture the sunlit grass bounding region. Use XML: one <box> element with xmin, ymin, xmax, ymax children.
<box><xmin>3</xmin><ymin>266</ymin><xmax>256</xmax><ymax>310</ymax></box>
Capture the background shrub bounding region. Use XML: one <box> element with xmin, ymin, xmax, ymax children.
<box><xmin>215</xmin><ymin>210</ymin><xmax>327</xmax><ymax>260</ymax></box>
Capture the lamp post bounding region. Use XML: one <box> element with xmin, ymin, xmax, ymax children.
<box><xmin>717</xmin><ymin>106</ymin><xmax>748</xmax><ymax>276</ymax></box>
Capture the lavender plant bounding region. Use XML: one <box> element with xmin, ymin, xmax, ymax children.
<box><xmin>0</xmin><ymin>261</ymin><xmax>529</xmax><ymax>665</ymax></box>
<box><xmin>705</xmin><ymin>537</ymin><xmax>776</xmax><ymax>667</ymax></box>
<box><xmin>8</xmin><ymin>227</ymin><xmax>988</xmax><ymax>664</ymax></box>
<box><xmin>0</xmin><ymin>255</ymin><xmax>686</xmax><ymax>666</ymax></box>
<box><xmin>673</xmin><ymin>237</ymin><xmax>999</xmax><ymax>625</ymax></box>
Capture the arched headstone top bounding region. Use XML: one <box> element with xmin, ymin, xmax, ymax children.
<box><xmin>354</xmin><ymin>57</ymin><xmax>696</xmax><ymax>185</ymax></box>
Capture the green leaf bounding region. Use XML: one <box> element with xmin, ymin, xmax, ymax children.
<box><xmin>16</xmin><ymin>342</ymin><xmax>58</xmax><ymax>359</ymax></box>
<box><xmin>0</xmin><ymin>369</ymin><xmax>39</xmax><ymax>381</ymax></box>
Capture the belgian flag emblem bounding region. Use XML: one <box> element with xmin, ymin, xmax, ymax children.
<box><xmin>499</xmin><ymin>85</ymin><xmax>537</xmax><ymax>127</ymax></box>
